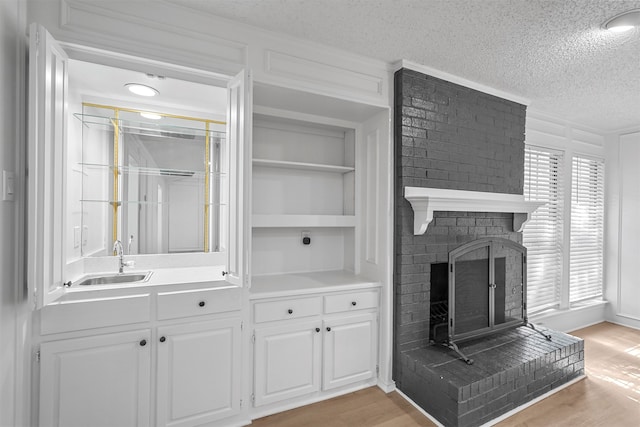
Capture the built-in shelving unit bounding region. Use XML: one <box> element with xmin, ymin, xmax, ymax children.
<box><xmin>251</xmin><ymin>112</ymin><xmax>356</xmax><ymax>276</ymax></box>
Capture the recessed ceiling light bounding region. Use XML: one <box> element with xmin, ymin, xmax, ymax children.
<box><xmin>124</xmin><ymin>83</ymin><xmax>159</xmax><ymax>97</ymax></box>
<box><xmin>603</xmin><ymin>9</ymin><xmax>640</xmax><ymax>33</ymax></box>
<box><xmin>140</xmin><ymin>112</ymin><xmax>162</xmax><ymax>120</ymax></box>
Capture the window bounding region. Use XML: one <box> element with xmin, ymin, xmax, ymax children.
<box><xmin>523</xmin><ymin>146</ymin><xmax>605</xmax><ymax>313</ymax></box>
<box><xmin>523</xmin><ymin>146</ymin><xmax>564</xmax><ymax>311</ymax></box>
<box><xmin>570</xmin><ymin>156</ymin><xmax>605</xmax><ymax>302</ymax></box>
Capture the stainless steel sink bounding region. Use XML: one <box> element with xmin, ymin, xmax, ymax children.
<box><xmin>75</xmin><ymin>272</ymin><xmax>152</xmax><ymax>286</ymax></box>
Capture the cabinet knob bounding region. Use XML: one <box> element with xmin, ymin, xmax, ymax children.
<box><xmin>222</xmin><ymin>271</ymin><xmax>228</xmax><ymax>276</ymax></box>
<box><xmin>351</xmin><ymin>301</ymin><xmax>357</xmax><ymax>306</ymax></box>
<box><xmin>315</xmin><ymin>327</ymin><xmax>321</xmax><ymax>333</ymax></box>
<box><xmin>326</xmin><ymin>327</ymin><xmax>331</xmax><ymax>332</ymax></box>
<box><xmin>199</xmin><ymin>301</ymin><xmax>206</xmax><ymax>307</ymax></box>
<box><xmin>139</xmin><ymin>339</ymin><xmax>147</xmax><ymax>347</ymax></box>
<box><xmin>287</xmin><ymin>309</ymin><xmax>293</xmax><ymax>314</ymax></box>
<box><xmin>159</xmin><ymin>336</ymin><xmax>166</xmax><ymax>343</ymax></box>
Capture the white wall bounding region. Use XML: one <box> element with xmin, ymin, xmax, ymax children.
<box><xmin>0</xmin><ymin>1</ymin><xmax>25</xmax><ymax>425</ymax></box>
<box><xmin>604</xmin><ymin>130</ymin><xmax>640</xmax><ymax>330</ymax></box>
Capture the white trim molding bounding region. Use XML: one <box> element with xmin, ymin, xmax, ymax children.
<box><xmin>404</xmin><ymin>187</ymin><xmax>543</xmax><ymax>235</ymax></box>
<box><xmin>395</xmin><ymin>60</ymin><xmax>531</xmax><ymax>106</ymax></box>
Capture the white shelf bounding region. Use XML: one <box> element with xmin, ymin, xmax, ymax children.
<box><xmin>252</xmin><ymin>214</ymin><xmax>356</xmax><ymax>228</ymax></box>
<box><xmin>253</xmin><ymin>158</ymin><xmax>354</xmax><ymax>174</ymax></box>
<box><xmin>404</xmin><ymin>186</ymin><xmax>545</xmax><ymax>235</ymax></box>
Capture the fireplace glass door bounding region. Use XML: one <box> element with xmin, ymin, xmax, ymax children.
<box><xmin>449</xmin><ymin>238</ymin><xmax>526</xmax><ymax>343</ymax></box>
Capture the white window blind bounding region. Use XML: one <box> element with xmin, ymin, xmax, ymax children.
<box><xmin>570</xmin><ymin>156</ymin><xmax>605</xmax><ymax>302</ymax></box>
<box><xmin>523</xmin><ymin>146</ymin><xmax>564</xmax><ymax>312</ymax></box>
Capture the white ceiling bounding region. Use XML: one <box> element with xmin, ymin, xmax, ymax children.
<box><xmin>168</xmin><ymin>0</ymin><xmax>640</xmax><ymax>132</ymax></box>
<box><xmin>68</xmin><ymin>59</ymin><xmax>228</xmax><ymax>120</ymax></box>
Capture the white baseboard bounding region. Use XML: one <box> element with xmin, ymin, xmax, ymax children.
<box><xmin>604</xmin><ymin>317</ymin><xmax>640</xmax><ymax>331</ymax></box>
<box><xmin>376</xmin><ymin>379</ymin><xmax>396</xmax><ymax>393</ymax></box>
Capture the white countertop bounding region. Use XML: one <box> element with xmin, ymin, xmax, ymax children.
<box><xmin>250</xmin><ymin>270</ymin><xmax>380</xmax><ymax>299</ymax></box>
<box><xmin>62</xmin><ymin>265</ymin><xmax>232</xmax><ymax>300</ymax></box>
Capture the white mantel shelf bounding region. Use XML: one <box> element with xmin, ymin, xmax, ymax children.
<box><xmin>404</xmin><ymin>187</ymin><xmax>544</xmax><ymax>235</ymax></box>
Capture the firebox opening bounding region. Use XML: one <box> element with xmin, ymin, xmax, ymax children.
<box><xmin>429</xmin><ymin>262</ymin><xmax>448</xmax><ymax>343</ymax></box>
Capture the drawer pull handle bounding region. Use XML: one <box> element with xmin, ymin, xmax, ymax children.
<box><xmin>351</xmin><ymin>301</ymin><xmax>357</xmax><ymax>306</ymax></box>
<box><xmin>222</xmin><ymin>271</ymin><xmax>228</xmax><ymax>276</ymax></box>
<box><xmin>326</xmin><ymin>327</ymin><xmax>331</xmax><ymax>332</ymax></box>
<box><xmin>199</xmin><ymin>301</ymin><xmax>206</xmax><ymax>307</ymax></box>
<box><xmin>159</xmin><ymin>336</ymin><xmax>166</xmax><ymax>343</ymax></box>
<box><xmin>139</xmin><ymin>339</ymin><xmax>147</xmax><ymax>347</ymax></box>
<box><xmin>287</xmin><ymin>309</ymin><xmax>293</xmax><ymax>314</ymax></box>
<box><xmin>315</xmin><ymin>328</ymin><xmax>320</xmax><ymax>333</ymax></box>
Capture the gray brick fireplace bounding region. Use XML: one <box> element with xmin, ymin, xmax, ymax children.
<box><xmin>393</xmin><ymin>68</ymin><xmax>584</xmax><ymax>427</ymax></box>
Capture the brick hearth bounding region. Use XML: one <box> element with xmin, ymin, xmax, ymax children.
<box><xmin>399</xmin><ymin>327</ymin><xmax>584</xmax><ymax>427</ymax></box>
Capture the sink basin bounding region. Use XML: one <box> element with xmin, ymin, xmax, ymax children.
<box><xmin>75</xmin><ymin>272</ymin><xmax>152</xmax><ymax>286</ymax></box>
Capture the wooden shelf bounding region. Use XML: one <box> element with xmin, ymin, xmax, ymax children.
<box><xmin>252</xmin><ymin>214</ymin><xmax>356</xmax><ymax>228</ymax></box>
<box><xmin>253</xmin><ymin>158</ymin><xmax>354</xmax><ymax>174</ymax></box>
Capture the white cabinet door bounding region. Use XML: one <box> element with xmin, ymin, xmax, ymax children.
<box><xmin>225</xmin><ymin>69</ymin><xmax>252</xmax><ymax>287</ymax></box>
<box><xmin>28</xmin><ymin>23</ymin><xmax>68</xmax><ymax>308</ymax></box>
<box><xmin>323</xmin><ymin>313</ymin><xmax>377</xmax><ymax>390</ymax></box>
<box><xmin>156</xmin><ymin>318</ymin><xmax>241</xmax><ymax>427</ymax></box>
<box><xmin>39</xmin><ymin>330</ymin><xmax>151</xmax><ymax>427</ymax></box>
<box><xmin>254</xmin><ymin>320</ymin><xmax>321</xmax><ymax>406</ymax></box>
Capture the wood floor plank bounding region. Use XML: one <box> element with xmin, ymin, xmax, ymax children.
<box><xmin>252</xmin><ymin>322</ymin><xmax>640</xmax><ymax>426</ymax></box>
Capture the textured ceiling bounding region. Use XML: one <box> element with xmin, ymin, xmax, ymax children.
<box><xmin>167</xmin><ymin>0</ymin><xmax>640</xmax><ymax>132</ymax></box>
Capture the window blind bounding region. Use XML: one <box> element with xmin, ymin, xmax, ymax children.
<box><xmin>523</xmin><ymin>145</ymin><xmax>564</xmax><ymax>312</ymax></box>
<box><xmin>570</xmin><ymin>156</ymin><xmax>605</xmax><ymax>302</ymax></box>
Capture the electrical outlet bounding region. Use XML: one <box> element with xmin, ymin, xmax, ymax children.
<box><xmin>82</xmin><ymin>225</ymin><xmax>88</xmax><ymax>246</ymax></box>
<box><xmin>301</xmin><ymin>230</ymin><xmax>311</xmax><ymax>245</ymax></box>
<box><xmin>2</xmin><ymin>170</ymin><xmax>15</xmax><ymax>201</ymax></box>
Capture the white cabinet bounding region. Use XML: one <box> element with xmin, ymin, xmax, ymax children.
<box><xmin>38</xmin><ymin>288</ymin><xmax>243</xmax><ymax>427</ymax></box>
<box><xmin>157</xmin><ymin>318</ymin><xmax>241</xmax><ymax>427</ymax></box>
<box><xmin>323</xmin><ymin>313</ymin><xmax>377</xmax><ymax>390</ymax></box>
<box><xmin>39</xmin><ymin>330</ymin><xmax>151</xmax><ymax>427</ymax></box>
<box><xmin>253</xmin><ymin>320</ymin><xmax>322</xmax><ymax>406</ymax></box>
<box><xmin>251</xmin><ymin>289</ymin><xmax>378</xmax><ymax>409</ymax></box>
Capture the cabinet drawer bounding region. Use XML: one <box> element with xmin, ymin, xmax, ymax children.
<box><xmin>157</xmin><ymin>287</ymin><xmax>242</xmax><ymax>320</ymax></box>
<box><xmin>324</xmin><ymin>290</ymin><xmax>379</xmax><ymax>314</ymax></box>
<box><xmin>254</xmin><ymin>297</ymin><xmax>322</xmax><ymax>323</ymax></box>
<box><xmin>40</xmin><ymin>294</ymin><xmax>151</xmax><ymax>335</ymax></box>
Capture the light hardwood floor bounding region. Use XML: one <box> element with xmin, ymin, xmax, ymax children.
<box><xmin>252</xmin><ymin>322</ymin><xmax>640</xmax><ymax>426</ymax></box>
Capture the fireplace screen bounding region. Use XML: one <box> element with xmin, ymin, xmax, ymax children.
<box><xmin>449</xmin><ymin>238</ymin><xmax>526</xmax><ymax>343</ymax></box>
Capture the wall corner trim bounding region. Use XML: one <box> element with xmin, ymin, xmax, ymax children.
<box><xmin>394</xmin><ymin>60</ymin><xmax>531</xmax><ymax>106</ymax></box>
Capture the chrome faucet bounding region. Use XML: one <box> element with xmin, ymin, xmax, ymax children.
<box><xmin>113</xmin><ymin>240</ymin><xmax>134</xmax><ymax>273</ymax></box>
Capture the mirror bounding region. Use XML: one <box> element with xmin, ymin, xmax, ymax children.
<box><xmin>77</xmin><ymin>105</ymin><xmax>226</xmax><ymax>256</ymax></box>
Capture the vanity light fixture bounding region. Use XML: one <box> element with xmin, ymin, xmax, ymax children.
<box><xmin>124</xmin><ymin>83</ymin><xmax>159</xmax><ymax>97</ymax></box>
<box><xmin>140</xmin><ymin>112</ymin><xmax>162</xmax><ymax>120</ymax></box>
<box><xmin>602</xmin><ymin>9</ymin><xmax>640</xmax><ymax>32</ymax></box>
